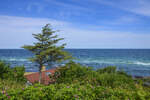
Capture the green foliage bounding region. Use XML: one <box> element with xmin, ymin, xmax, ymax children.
<box><xmin>1</xmin><ymin>61</ymin><xmax>150</xmax><ymax>99</ymax></box>
<box><xmin>0</xmin><ymin>61</ymin><xmax>11</xmax><ymax>79</ymax></box>
<box><xmin>0</xmin><ymin>82</ymin><xmax>150</xmax><ymax>100</ymax></box>
<box><xmin>97</xmin><ymin>66</ymin><xmax>117</xmax><ymax>74</ymax></box>
<box><xmin>52</xmin><ymin>62</ymin><xmax>135</xmax><ymax>89</ymax></box>
<box><xmin>52</xmin><ymin>61</ymin><xmax>93</xmax><ymax>84</ymax></box>
<box><xmin>0</xmin><ymin>61</ymin><xmax>26</xmax><ymax>82</ymax></box>
<box><xmin>11</xmin><ymin>66</ymin><xmax>26</xmax><ymax>82</ymax></box>
<box><xmin>95</xmin><ymin>73</ymin><xmax>135</xmax><ymax>89</ymax></box>
<box><xmin>0</xmin><ymin>79</ymin><xmax>25</xmax><ymax>90</ymax></box>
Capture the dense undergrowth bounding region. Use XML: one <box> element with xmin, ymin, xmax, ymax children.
<box><xmin>0</xmin><ymin>61</ymin><xmax>26</xmax><ymax>90</ymax></box>
<box><xmin>0</xmin><ymin>61</ymin><xmax>150</xmax><ymax>100</ymax></box>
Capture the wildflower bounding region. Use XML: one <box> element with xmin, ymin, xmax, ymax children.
<box><xmin>8</xmin><ymin>96</ymin><xmax>10</xmax><ymax>99</ymax></box>
<box><xmin>22</xmin><ymin>88</ymin><xmax>24</xmax><ymax>90</ymax></box>
<box><xmin>91</xmin><ymin>85</ymin><xmax>94</xmax><ymax>89</ymax></box>
<box><xmin>2</xmin><ymin>90</ymin><xmax>5</xmax><ymax>94</ymax></box>
<box><xmin>66</xmin><ymin>86</ymin><xmax>70</xmax><ymax>88</ymax></box>
<box><xmin>74</xmin><ymin>94</ymin><xmax>78</xmax><ymax>98</ymax></box>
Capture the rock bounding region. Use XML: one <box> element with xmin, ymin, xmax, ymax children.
<box><xmin>143</xmin><ymin>82</ymin><xmax>150</xmax><ymax>87</ymax></box>
<box><xmin>134</xmin><ymin>76</ymin><xmax>144</xmax><ymax>79</ymax></box>
<box><xmin>26</xmin><ymin>81</ymin><xmax>32</xmax><ymax>87</ymax></box>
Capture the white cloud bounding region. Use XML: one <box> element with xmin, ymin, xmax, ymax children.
<box><xmin>62</xmin><ymin>28</ymin><xmax>150</xmax><ymax>48</ymax></box>
<box><xmin>0</xmin><ymin>15</ymin><xmax>69</xmax><ymax>48</ymax></box>
<box><xmin>27</xmin><ymin>2</ymin><xmax>44</xmax><ymax>13</ymax></box>
<box><xmin>45</xmin><ymin>0</ymin><xmax>89</xmax><ymax>11</ymax></box>
<box><xmin>0</xmin><ymin>15</ymin><xmax>68</xmax><ymax>31</ymax></box>
<box><xmin>128</xmin><ymin>1</ymin><xmax>150</xmax><ymax>16</ymax></box>
<box><xmin>92</xmin><ymin>0</ymin><xmax>150</xmax><ymax>17</ymax></box>
<box><xmin>0</xmin><ymin>15</ymin><xmax>150</xmax><ymax>49</ymax></box>
<box><xmin>26</xmin><ymin>0</ymin><xmax>150</xmax><ymax>17</ymax></box>
<box><xmin>104</xmin><ymin>15</ymin><xmax>140</xmax><ymax>25</ymax></box>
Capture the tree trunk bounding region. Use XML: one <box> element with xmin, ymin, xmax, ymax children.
<box><xmin>39</xmin><ymin>65</ymin><xmax>42</xmax><ymax>84</ymax></box>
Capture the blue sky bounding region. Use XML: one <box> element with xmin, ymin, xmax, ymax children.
<box><xmin>0</xmin><ymin>0</ymin><xmax>150</xmax><ymax>48</ymax></box>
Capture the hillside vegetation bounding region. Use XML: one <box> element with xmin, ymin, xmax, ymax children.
<box><xmin>0</xmin><ymin>61</ymin><xmax>150</xmax><ymax>100</ymax></box>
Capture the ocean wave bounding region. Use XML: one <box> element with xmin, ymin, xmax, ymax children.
<box><xmin>77</xmin><ymin>59</ymin><xmax>118</xmax><ymax>64</ymax></box>
<box><xmin>1</xmin><ymin>58</ymin><xmax>28</xmax><ymax>62</ymax></box>
<box><xmin>77</xmin><ymin>59</ymin><xmax>150</xmax><ymax>66</ymax></box>
<box><xmin>133</xmin><ymin>62</ymin><xmax>150</xmax><ymax>66</ymax></box>
<box><xmin>1</xmin><ymin>57</ymin><xmax>150</xmax><ymax>67</ymax></box>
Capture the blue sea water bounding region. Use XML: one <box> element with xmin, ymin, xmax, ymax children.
<box><xmin>0</xmin><ymin>49</ymin><xmax>150</xmax><ymax>77</ymax></box>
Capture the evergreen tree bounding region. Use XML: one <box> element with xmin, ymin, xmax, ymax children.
<box><xmin>22</xmin><ymin>24</ymin><xmax>71</xmax><ymax>84</ymax></box>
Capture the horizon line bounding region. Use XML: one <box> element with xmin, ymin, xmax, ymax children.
<box><xmin>0</xmin><ymin>48</ymin><xmax>150</xmax><ymax>49</ymax></box>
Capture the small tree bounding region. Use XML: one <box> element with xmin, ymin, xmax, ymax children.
<box><xmin>22</xmin><ymin>24</ymin><xmax>71</xmax><ymax>84</ymax></box>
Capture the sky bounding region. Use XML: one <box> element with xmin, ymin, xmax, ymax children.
<box><xmin>0</xmin><ymin>0</ymin><xmax>150</xmax><ymax>49</ymax></box>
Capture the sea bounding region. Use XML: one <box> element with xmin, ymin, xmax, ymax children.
<box><xmin>0</xmin><ymin>49</ymin><xmax>150</xmax><ymax>77</ymax></box>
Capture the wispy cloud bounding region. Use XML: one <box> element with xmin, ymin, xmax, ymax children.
<box><xmin>92</xmin><ymin>0</ymin><xmax>150</xmax><ymax>17</ymax></box>
<box><xmin>25</xmin><ymin>0</ymin><xmax>147</xmax><ymax>24</ymax></box>
<box><xmin>0</xmin><ymin>15</ymin><xmax>69</xmax><ymax>48</ymax></box>
<box><xmin>126</xmin><ymin>0</ymin><xmax>150</xmax><ymax>16</ymax></box>
<box><xmin>25</xmin><ymin>0</ymin><xmax>92</xmax><ymax>20</ymax></box>
<box><xmin>27</xmin><ymin>2</ymin><xmax>44</xmax><ymax>13</ymax></box>
<box><xmin>106</xmin><ymin>15</ymin><xmax>140</xmax><ymax>25</ymax></box>
<box><xmin>48</xmin><ymin>0</ymin><xmax>88</xmax><ymax>11</ymax></box>
<box><xmin>0</xmin><ymin>15</ymin><xmax>150</xmax><ymax>48</ymax></box>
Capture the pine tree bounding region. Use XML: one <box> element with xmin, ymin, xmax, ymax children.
<box><xmin>22</xmin><ymin>24</ymin><xmax>71</xmax><ymax>84</ymax></box>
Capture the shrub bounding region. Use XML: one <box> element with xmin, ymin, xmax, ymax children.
<box><xmin>97</xmin><ymin>66</ymin><xmax>117</xmax><ymax>74</ymax></box>
<box><xmin>51</xmin><ymin>61</ymin><xmax>93</xmax><ymax>84</ymax></box>
<box><xmin>0</xmin><ymin>79</ymin><xmax>25</xmax><ymax>90</ymax></box>
<box><xmin>52</xmin><ymin>61</ymin><xmax>135</xmax><ymax>89</ymax></box>
<box><xmin>95</xmin><ymin>73</ymin><xmax>135</xmax><ymax>89</ymax></box>
<box><xmin>0</xmin><ymin>61</ymin><xmax>26</xmax><ymax>83</ymax></box>
<box><xmin>11</xmin><ymin>66</ymin><xmax>26</xmax><ymax>82</ymax></box>
<box><xmin>0</xmin><ymin>61</ymin><xmax>11</xmax><ymax>79</ymax></box>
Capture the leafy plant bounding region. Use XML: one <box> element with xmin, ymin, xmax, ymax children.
<box><xmin>97</xmin><ymin>66</ymin><xmax>117</xmax><ymax>74</ymax></box>
<box><xmin>0</xmin><ymin>61</ymin><xmax>26</xmax><ymax>83</ymax></box>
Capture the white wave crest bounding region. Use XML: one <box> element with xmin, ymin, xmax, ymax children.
<box><xmin>134</xmin><ymin>62</ymin><xmax>150</xmax><ymax>66</ymax></box>
<box><xmin>78</xmin><ymin>59</ymin><xmax>150</xmax><ymax>66</ymax></box>
<box><xmin>3</xmin><ymin>58</ymin><xmax>28</xmax><ymax>61</ymax></box>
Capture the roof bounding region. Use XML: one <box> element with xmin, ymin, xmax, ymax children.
<box><xmin>24</xmin><ymin>68</ymin><xmax>56</xmax><ymax>85</ymax></box>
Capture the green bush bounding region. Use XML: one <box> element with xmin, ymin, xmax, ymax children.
<box><xmin>0</xmin><ymin>79</ymin><xmax>25</xmax><ymax>90</ymax></box>
<box><xmin>0</xmin><ymin>61</ymin><xmax>11</xmax><ymax>79</ymax></box>
<box><xmin>52</xmin><ymin>61</ymin><xmax>135</xmax><ymax>89</ymax></box>
<box><xmin>51</xmin><ymin>61</ymin><xmax>93</xmax><ymax>84</ymax></box>
<box><xmin>0</xmin><ymin>61</ymin><xmax>26</xmax><ymax>82</ymax></box>
<box><xmin>11</xmin><ymin>66</ymin><xmax>26</xmax><ymax>82</ymax></box>
<box><xmin>97</xmin><ymin>66</ymin><xmax>117</xmax><ymax>74</ymax></box>
<box><xmin>95</xmin><ymin>73</ymin><xmax>135</xmax><ymax>89</ymax></box>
